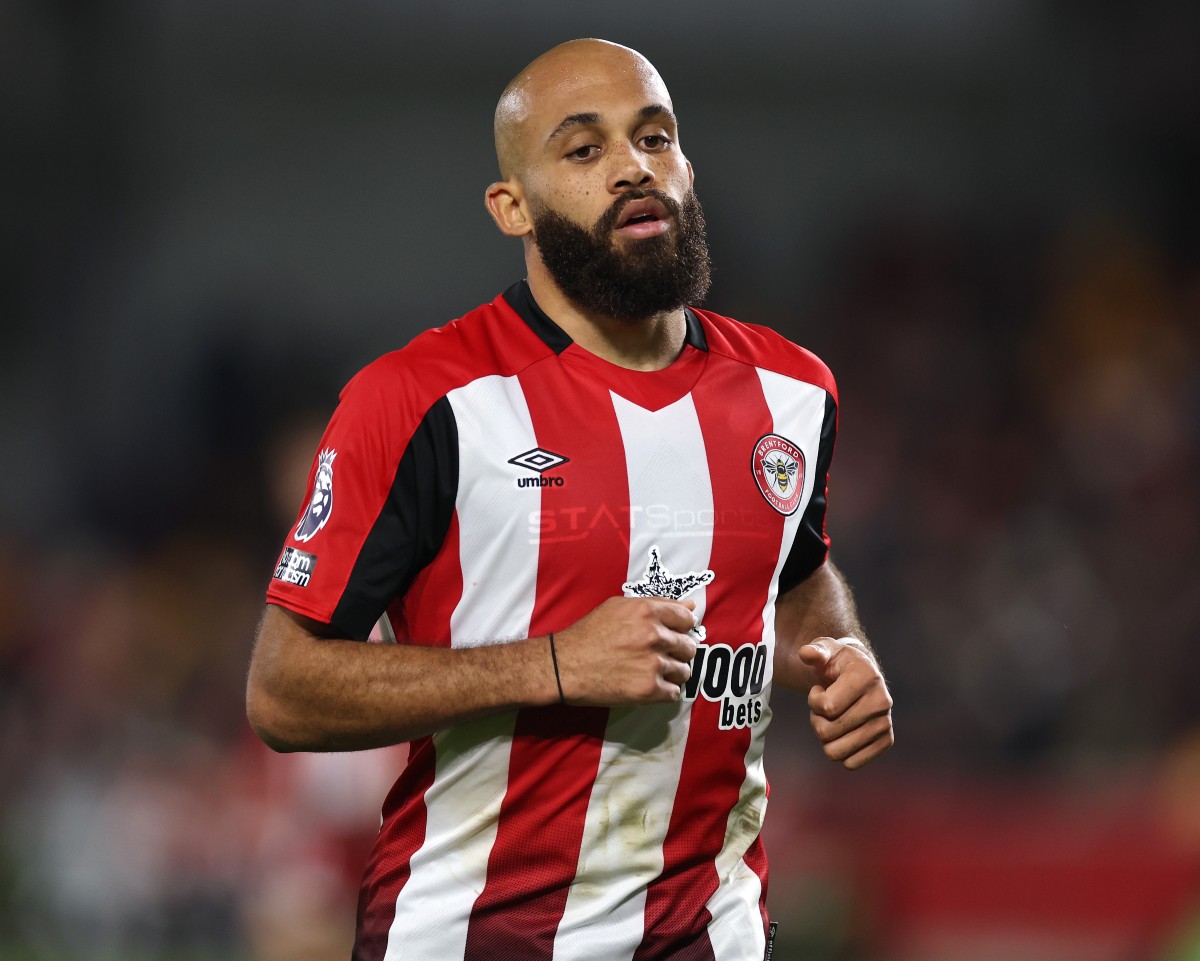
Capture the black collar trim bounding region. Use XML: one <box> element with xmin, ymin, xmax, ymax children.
<box><xmin>503</xmin><ymin>281</ymin><xmax>572</xmax><ymax>354</ymax></box>
<box><xmin>683</xmin><ymin>305</ymin><xmax>709</xmax><ymax>352</ymax></box>
<box><xmin>502</xmin><ymin>280</ymin><xmax>709</xmax><ymax>355</ymax></box>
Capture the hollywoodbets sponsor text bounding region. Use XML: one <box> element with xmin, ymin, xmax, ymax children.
<box><xmin>684</xmin><ymin>641</ymin><xmax>768</xmax><ymax>729</ymax></box>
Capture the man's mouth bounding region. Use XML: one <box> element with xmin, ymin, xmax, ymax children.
<box><xmin>614</xmin><ymin>198</ymin><xmax>671</xmax><ymax>239</ymax></box>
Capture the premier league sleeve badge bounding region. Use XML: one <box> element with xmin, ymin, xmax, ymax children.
<box><xmin>295</xmin><ymin>448</ymin><xmax>337</xmax><ymax>542</ymax></box>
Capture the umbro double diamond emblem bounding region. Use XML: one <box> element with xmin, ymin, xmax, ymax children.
<box><xmin>509</xmin><ymin>448</ymin><xmax>569</xmax><ymax>488</ymax></box>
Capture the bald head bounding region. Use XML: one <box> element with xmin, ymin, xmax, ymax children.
<box><xmin>493</xmin><ymin>39</ymin><xmax>672</xmax><ymax>180</ymax></box>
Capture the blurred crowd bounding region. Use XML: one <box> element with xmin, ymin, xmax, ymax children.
<box><xmin>816</xmin><ymin>212</ymin><xmax>1200</xmax><ymax>771</ymax></box>
<box><xmin>0</xmin><ymin>413</ymin><xmax>406</xmax><ymax>960</ymax></box>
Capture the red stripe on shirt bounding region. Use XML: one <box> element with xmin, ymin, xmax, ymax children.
<box><xmin>634</xmin><ymin>355</ymin><xmax>781</xmax><ymax>960</ymax></box>
<box><xmin>398</xmin><ymin>510</ymin><xmax>464</xmax><ymax>646</ymax></box>
<box><xmin>463</xmin><ymin>362</ymin><xmax>631</xmax><ymax>959</ymax></box>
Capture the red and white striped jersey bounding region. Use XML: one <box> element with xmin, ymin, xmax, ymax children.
<box><xmin>266</xmin><ymin>282</ymin><xmax>838</xmax><ymax>961</ymax></box>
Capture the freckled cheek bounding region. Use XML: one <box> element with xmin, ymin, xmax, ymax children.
<box><xmin>541</xmin><ymin>185</ymin><xmax>607</xmax><ymax>221</ymax></box>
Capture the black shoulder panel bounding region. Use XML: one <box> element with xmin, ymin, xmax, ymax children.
<box><xmin>331</xmin><ymin>396</ymin><xmax>459</xmax><ymax>639</ymax></box>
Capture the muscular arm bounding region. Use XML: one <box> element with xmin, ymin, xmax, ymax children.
<box><xmin>774</xmin><ymin>560</ymin><xmax>871</xmax><ymax>690</ymax></box>
<box><xmin>773</xmin><ymin>560</ymin><xmax>894</xmax><ymax>769</ymax></box>
<box><xmin>246</xmin><ymin>597</ymin><xmax>698</xmax><ymax>752</ymax></box>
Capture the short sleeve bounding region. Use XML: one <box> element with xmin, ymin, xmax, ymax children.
<box><xmin>266</xmin><ymin>364</ymin><xmax>459</xmax><ymax>640</ymax></box>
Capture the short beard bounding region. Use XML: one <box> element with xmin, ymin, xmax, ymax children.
<box><xmin>530</xmin><ymin>187</ymin><xmax>712</xmax><ymax>323</ymax></box>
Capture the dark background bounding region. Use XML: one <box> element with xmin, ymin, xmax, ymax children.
<box><xmin>3</xmin><ymin>2</ymin><xmax>1199</xmax><ymax>959</ymax></box>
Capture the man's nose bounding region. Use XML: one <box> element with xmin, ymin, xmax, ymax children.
<box><xmin>607</xmin><ymin>142</ymin><xmax>655</xmax><ymax>193</ymax></box>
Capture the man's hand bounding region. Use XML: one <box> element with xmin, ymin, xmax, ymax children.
<box><xmin>799</xmin><ymin>637</ymin><xmax>894</xmax><ymax>770</ymax></box>
<box><xmin>553</xmin><ymin>597</ymin><xmax>698</xmax><ymax>706</ymax></box>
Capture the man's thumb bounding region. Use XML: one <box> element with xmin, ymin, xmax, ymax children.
<box><xmin>798</xmin><ymin>639</ymin><xmax>834</xmax><ymax>668</ymax></box>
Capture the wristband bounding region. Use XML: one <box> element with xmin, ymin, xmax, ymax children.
<box><xmin>549</xmin><ymin>633</ymin><xmax>565</xmax><ymax>704</ymax></box>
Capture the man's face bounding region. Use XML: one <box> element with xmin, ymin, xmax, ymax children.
<box><xmin>509</xmin><ymin>50</ymin><xmax>711</xmax><ymax>319</ymax></box>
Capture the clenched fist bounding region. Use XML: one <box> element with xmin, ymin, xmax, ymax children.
<box><xmin>799</xmin><ymin>637</ymin><xmax>894</xmax><ymax>770</ymax></box>
<box><xmin>552</xmin><ymin>596</ymin><xmax>698</xmax><ymax>705</ymax></box>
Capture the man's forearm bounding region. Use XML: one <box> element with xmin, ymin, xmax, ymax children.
<box><xmin>773</xmin><ymin>560</ymin><xmax>873</xmax><ymax>692</ymax></box>
<box><xmin>247</xmin><ymin>595</ymin><xmax>700</xmax><ymax>752</ymax></box>
<box><xmin>246</xmin><ymin>605</ymin><xmax>561</xmax><ymax>752</ymax></box>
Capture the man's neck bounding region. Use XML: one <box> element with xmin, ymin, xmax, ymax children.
<box><xmin>525</xmin><ymin>266</ymin><xmax>688</xmax><ymax>372</ymax></box>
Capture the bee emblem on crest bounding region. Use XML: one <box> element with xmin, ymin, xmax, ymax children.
<box><xmin>752</xmin><ymin>434</ymin><xmax>805</xmax><ymax>515</ymax></box>
<box><xmin>763</xmin><ymin>454</ymin><xmax>799</xmax><ymax>494</ymax></box>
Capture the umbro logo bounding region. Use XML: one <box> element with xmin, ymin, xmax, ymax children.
<box><xmin>509</xmin><ymin>448</ymin><xmax>569</xmax><ymax>473</ymax></box>
<box><xmin>509</xmin><ymin>447</ymin><xmax>569</xmax><ymax>489</ymax></box>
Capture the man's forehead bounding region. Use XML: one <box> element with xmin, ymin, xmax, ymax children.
<box><xmin>494</xmin><ymin>39</ymin><xmax>673</xmax><ymax>178</ymax></box>
<box><xmin>518</xmin><ymin>63</ymin><xmax>670</xmax><ymax>129</ymax></box>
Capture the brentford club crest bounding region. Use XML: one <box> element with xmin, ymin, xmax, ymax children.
<box><xmin>752</xmin><ymin>434</ymin><xmax>805</xmax><ymax>515</ymax></box>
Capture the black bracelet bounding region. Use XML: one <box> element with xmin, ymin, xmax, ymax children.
<box><xmin>549</xmin><ymin>632</ymin><xmax>565</xmax><ymax>705</ymax></box>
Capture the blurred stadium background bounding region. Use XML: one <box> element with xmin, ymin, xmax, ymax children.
<box><xmin>3</xmin><ymin>1</ymin><xmax>1199</xmax><ymax>959</ymax></box>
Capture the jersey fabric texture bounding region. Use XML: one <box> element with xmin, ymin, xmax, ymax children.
<box><xmin>266</xmin><ymin>281</ymin><xmax>839</xmax><ymax>961</ymax></box>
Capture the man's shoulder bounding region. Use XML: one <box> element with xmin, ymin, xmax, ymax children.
<box><xmin>692</xmin><ymin>307</ymin><xmax>837</xmax><ymax>402</ymax></box>
<box><xmin>341</xmin><ymin>289</ymin><xmax>553</xmax><ymax>409</ymax></box>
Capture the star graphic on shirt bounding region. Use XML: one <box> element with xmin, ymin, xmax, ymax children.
<box><xmin>623</xmin><ymin>546</ymin><xmax>715</xmax><ymax>640</ymax></box>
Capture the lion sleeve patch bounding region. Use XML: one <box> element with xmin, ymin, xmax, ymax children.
<box><xmin>295</xmin><ymin>448</ymin><xmax>337</xmax><ymax>543</ymax></box>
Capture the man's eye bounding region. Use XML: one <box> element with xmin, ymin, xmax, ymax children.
<box><xmin>569</xmin><ymin>145</ymin><xmax>598</xmax><ymax>160</ymax></box>
<box><xmin>642</xmin><ymin>135</ymin><xmax>672</xmax><ymax>149</ymax></box>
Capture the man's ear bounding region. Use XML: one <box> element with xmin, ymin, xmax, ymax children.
<box><xmin>485</xmin><ymin>181</ymin><xmax>533</xmax><ymax>237</ymax></box>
